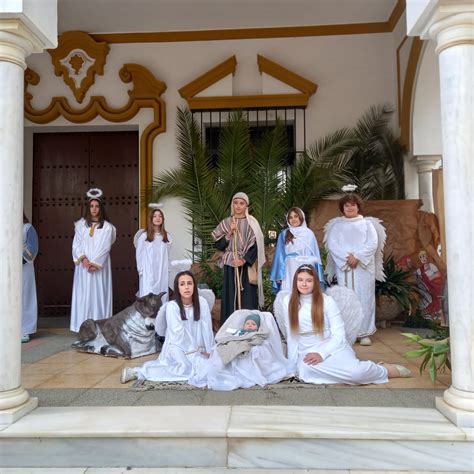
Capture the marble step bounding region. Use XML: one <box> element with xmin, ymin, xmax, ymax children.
<box><xmin>0</xmin><ymin>405</ymin><xmax>473</xmax><ymax>471</ymax></box>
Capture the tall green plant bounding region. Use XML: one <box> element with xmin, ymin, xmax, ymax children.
<box><xmin>145</xmin><ymin>108</ymin><xmax>343</xmax><ymax>259</ymax></box>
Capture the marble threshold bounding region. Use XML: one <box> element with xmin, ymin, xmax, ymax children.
<box><xmin>0</xmin><ymin>405</ymin><xmax>472</xmax><ymax>470</ymax></box>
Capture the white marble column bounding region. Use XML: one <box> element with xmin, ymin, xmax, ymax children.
<box><xmin>407</xmin><ymin>4</ymin><xmax>474</xmax><ymax>427</ymax></box>
<box><xmin>412</xmin><ymin>155</ymin><xmax>441</xmax><ymax>212</ymax></box>
<box><xmin>0</xmin><ymin>7</ymin><xmax>57</xmax><ymax>424</ymax></box>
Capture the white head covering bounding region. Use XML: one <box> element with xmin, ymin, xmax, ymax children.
<box><xmin>286</xmin><ymin>207</ymin><xmax>317</xmax><ymax>254</ymax></box>
<box><xmin>231</xmin><ymin>192</ymin><xmax>266</xmax><ymax>307</ymax></box>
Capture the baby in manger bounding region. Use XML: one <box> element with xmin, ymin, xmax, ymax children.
<box><xmin>189</xmin><ymin>309</ymin><xmax>291</xmax><ymax>391</ymax></box>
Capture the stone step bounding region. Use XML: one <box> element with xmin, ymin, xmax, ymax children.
<box><xmin>0</xmin><ymin>405</ymin><xmax>472</xmax><ymax>471</ymax></box>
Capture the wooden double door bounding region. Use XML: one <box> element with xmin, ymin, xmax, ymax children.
<box><xmin>32</xmin><ymin>131</ymin><xmax>140</xmax><ymax>318</ymax></box>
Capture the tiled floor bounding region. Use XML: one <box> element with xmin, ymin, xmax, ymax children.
<box><xmin>21</xmin><ymin>327</ymin><xmax>451</xmax><ymax>390</ymax></box>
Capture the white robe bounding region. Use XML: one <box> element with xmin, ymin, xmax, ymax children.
<box><xmin>135</xmin><ymin>231</ymin><xmax>172</xmax><ymax>301</ymax></box>
<box><xmin>326</xmin><ymin>216</ymin><xmax>378</xmax><ymax>336</ymax></box>
<box><xmin>70</xmin><ymin>218</ymin><xmax>116</xmax><ymax>332</ymax></box>
<box><xmin>189</xmin><ymin>311</ymin><xmax>291</xmax><ymax>391</ymax></box>
<box><xmin>284</xmin><ymin>294</ymin><xmax>387</xmax><ymax>385</ymax></box>
<box><xmin>136</xmin><ymin>296</ymin><xmax>214</xmax><ymax>382</ymax></box>
<box><xmin>22</xmin><ymin>224</ymin><xmax>38</xmax><ymax>336</ymax></box>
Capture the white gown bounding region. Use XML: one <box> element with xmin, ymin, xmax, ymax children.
<box><xmin>189</xmin><ymin>311</ymin><xmax>291</xmax><ymax>391</ymax></box>
<box><xmin>70</xmin><ymin>218</ymin><xmax>116</xmax><ymax>332</ymax></box>
<box><xmin>136</xmin><ymin>296</ymin><xmax>214</xmax><ymax>382</ymax></box>
<box><xmin>284</xmin><ymin>293</ymin><xmax>387</xmax><ymax>385</ymax></box>
<box><xmin>135</xmin><ymin>231</ymin><xmax>172</xmax><ymax>300</ymax></box>
<box><xmin>22</xmin><ymin>224</ymin><xmax>38</xmax><ymax>336</ymax></box>
<box><xmin>325</xmin><ymin>216</ymin><xmax>378</xmax><ymax>337</ymax></box>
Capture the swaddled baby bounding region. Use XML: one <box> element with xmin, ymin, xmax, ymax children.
<box><xmin>233</xmin><ymin>314</ymin><xmax>260</xmax><ymax>337</ymax></box>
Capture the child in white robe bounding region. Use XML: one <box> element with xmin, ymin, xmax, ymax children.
<box><xmin>135</xmin><ymin>205</ymin><xmax>172</xmax><ymax>301</ymax></box>
<box><xmin>22</xmin><ymin>214</ymin><xmax>39</xmax><ymax>342</ymax></box>
<box><xmin>283</xmin><ymin>264</ymin><xmax>411</xmax><ymax>385</ymax></box>
<box><xmin>189</xmin><ymin>311</ymin><xmax>291</xmax><ymax>391</ymax></box>
<box><xmin>121</xmin><ymin>270</ymin><xmax>214</xmax><ymax>383</ymax></box>
<box><xmin>70</xmin><ymin>189</ymin><xmax>116</xmax><ymax>332</ymax></box>
<box><xmin>324</xmin><ymin>189</ymin><xmax>386</xmax><ymax>346</ymax></box>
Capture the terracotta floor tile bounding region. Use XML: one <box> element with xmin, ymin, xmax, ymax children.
<box><xmin>38</xmin><ymin>351</ymin><xmax>94</xmax><ymax>364</ymax></box>
<box><xmin>22</xmin><ymin>363</ymin><xmax>78</xmax><ymax>376</ymax></box>
<box><xmin>22</xmin><ymin>373</ymin><xmax>56</xmax><ymax>389</ymax></box>
<box><xmin>62</xmin><ymin>359</ymin><xmax>123</xmax><ymax>375</ymax></box>
<box><xmin>36</xmin><ymin>373</ymin><xmax>108</xmax><ymax>389</ymax></box>
<box><xmin>92</xmin><ymin>369</ymin><xmax>130</xmax><ymax>389</ymax></box>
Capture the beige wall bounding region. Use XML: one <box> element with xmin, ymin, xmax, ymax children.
<box><xmin>25</xmin><ymin>31</ymin><xmax>402</xmax><ymax>259</ymax></box>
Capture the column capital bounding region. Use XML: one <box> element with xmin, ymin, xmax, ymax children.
<box><xmin>411</xmin><ymin>154</ymin><xmax>442</xmax><ymax>173</ymax></box>
<box><xmin>0</xmin><ymin>19</ymin><xmax>48</xmax><ymax>69</ymax></box>
<box><xmin>407</xmin><ymin>2</ymin><xmax>474</xmax><ymax>53</ymax></box>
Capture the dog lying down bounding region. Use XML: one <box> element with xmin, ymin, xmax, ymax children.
<box><xmin>72</xmin><ymin>292</ymin><xmax>165</xmax><ymax>359</ymax></box>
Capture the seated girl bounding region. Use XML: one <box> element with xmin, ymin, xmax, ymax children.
<box><xmin>121</xmin><ymin>270</ymin><xmax>214</xmax><ymax>384</ymax></box>
<box><xmin>281</xmin><ymin>264</ymin><xmax>411</xmax><ymax>385</ymax></box>
<box><xmin>189</xmin><ymin>310</ymin><xmax>291</xmax><ymax>391</ymax></box>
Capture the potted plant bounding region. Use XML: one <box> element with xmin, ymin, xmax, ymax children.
<box><xmin>375</xmin><ymin>255</ymin><xmax>416</xmax><ymax>327</ymax></box>
<box><xmin>401</xmin><ymin>331</ymin><xmax>450</xmax><ymax>383</ymax></box>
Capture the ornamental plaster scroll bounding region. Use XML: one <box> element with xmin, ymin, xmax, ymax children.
<box><xmin>48</xmin><ymin>31</ymin><xmax>109</xmax><ymax>103</ymax></box>
<box><xmin>24</xmin><ymin>63</ymin><xmax>167</xmax><ymax>225</ymax></box>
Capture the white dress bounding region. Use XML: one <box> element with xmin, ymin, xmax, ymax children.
<box><xmin>135</xmin><ymin>231</ymin><xmax>172</xmax><ymax>300</ymax></box>
<box><xmin>284</xmin><ymin>294</ymin><xmax>387</xmax><ymax>385</ymax></box>
<box><xmin>325</xmin><ymin>216</ymin><xmax>378</xmax><ymax>337</ymax></box>
<box><xmin>136</xmin><ymin>297</ymin><xmax>214</xmax><ymax>382</ymax></box>
<box><xmin>22</xmin><ymin>224</ymin><xmax>38</xmax><ymax>336</ymax></box>
<box><xmin>189</xmin><ymin>311</ymin><xmax>291</xmax><ymax>391</ymax></box>
<box><xmin>70</xmin><ymin>218</ymin><xmax>116</xmax><ymax>332</ymax></box>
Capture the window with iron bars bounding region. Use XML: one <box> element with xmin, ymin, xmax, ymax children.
<box><xmin>191</xmin><ymin>107</ymin><xmax>307</xmax><ymax>261</ymax></box>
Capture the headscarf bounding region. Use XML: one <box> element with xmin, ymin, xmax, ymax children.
<box><xmin>231</xmin><ymin>192</ymin><xmax>266</xmax><ymax>307</ymax></box>
<box><xmin>286</xmin><ymin>207</ymin><xmax>318</xmax><ymax>256</ymax></box>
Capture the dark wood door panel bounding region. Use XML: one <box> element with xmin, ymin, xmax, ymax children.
<box><xmin>33</xmin><ymin>131</ymin><xmax>139</xmax><ymax>318</ymax></box>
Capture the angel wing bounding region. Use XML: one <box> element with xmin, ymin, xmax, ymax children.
<box><xmin>154</xmin><ymin>303</ymin><xmax>168</xmax><ymax>337</ymax></box>
<box><xmin>133</xmin><ymin>229</ymin><xmax>146</xmax><ymax>248</ymax></box>
<box><xmin>325</xmin><ymin>285</ymin><xmax>363</xmax><ymax>345</ymax></box>
<box><xmin>365</xmin><ymin>217</ymin><xmax>387</xmax><ymax>282</ymax></box>
<box><xmin>169</xmin><ymin>259</ymin><xmax>193</xmax><ymax>287</ymax></box>
<box><xmin>273</xmin><ymin>290</ymin><xmax>291</xmax><ymax>342</ymax></box>
<box><xmin>198</xmin><ymin>288</ymin><xmax>215</xmax><ymax>313</ymax></box>
<box><xmin>323</xmin><ymin>217</ymin><xmax>343</xmax><ymax>282</ymax></box>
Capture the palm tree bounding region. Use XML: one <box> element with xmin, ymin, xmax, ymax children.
<box><xmin>145</xmin><ymin>108</ymin><xmax>343</xmax><ymax>260</ymax></box>
<box><xmin>327</xmin><ymin>103</ymin><xmax>406</xmax><ymax>199</ymax></box>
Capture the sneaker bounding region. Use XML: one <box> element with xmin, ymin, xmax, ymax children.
<box><xmin>21</xmin><ymin>335</ymin><xmax>30</xmax><ymax>343</ymax></box>
<box><xmin>121</xmin><ymin>367</ymin><xmax>138</xmax><ymax>384</ymax></box>
<box><xmin>358</xmin><ymin>336</ymin><xmax>372</xmax><ymax>346</ymax></box>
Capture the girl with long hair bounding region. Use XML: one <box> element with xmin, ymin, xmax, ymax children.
<box><xmin>135</xmin><ymin>205</ymin><xmax>172</xmax><ymax>301</ymax></box>
<box><xmin>121</xmin><ymin>271</ymin><xmax>214</xmax><ymax>383</ymax></box>
<box><xmin>70</xmin><ymin>189</ymin><xmax>116</xmax><ymax>332</ymax></box>
<box><xmin>270</xmin><ymin>207</ymin><xmax>325</xmax><ymax>293</ymax></box>
<box><xmin>282</xmin><ymin>265</ymin><xmax>410</xmax><ymax>384</ymax></box>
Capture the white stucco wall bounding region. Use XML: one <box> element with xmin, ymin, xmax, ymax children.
<box><xmin>25</xmin><ymin>33</ymin><xmax>398</xmax><ymax>260</ymax></box>
<box><xmin>412</xmin><ymin>40</ymin><xmax>442</xmax><ymax>157</ymax></box>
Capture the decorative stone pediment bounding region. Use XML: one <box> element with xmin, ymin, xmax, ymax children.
<box><xmin>178</xmin><ymin>54</ymin><xmax>317</xmax><ymax>110</ymax></box>
<box><xmin>48</xmin><ymin>31</ymin><xmax>109</xmax><ymax>103</ymax></box>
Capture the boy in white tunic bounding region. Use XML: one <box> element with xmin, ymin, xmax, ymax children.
<box><xmin>283</xmin><ymin>265</ymin><xmax>411</xmax><ymax>384</ymax></box>
<box><xmin>324</xmin><ymin>186</ymin><xmax>386</xmax><ymax>346</ymax></box>
<box><xmin>135</xmin><ymin>204</ymin><xmax>172</xmax><ymax>300</ymax></box>
<box><xmin>70</xmin><ymin>189</ymin><xmax>116</xmax><ymax>332</ymax></box>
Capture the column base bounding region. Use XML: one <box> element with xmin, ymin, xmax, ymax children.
<box><xmin>437</xmin><ymin>396</ymin><xmax>474</xmax><ymax>428</ymax></box>
<box><xmin>0</xmin><ymin>397</ymin><xmax>37</xmax><ymax>425</ymax></box>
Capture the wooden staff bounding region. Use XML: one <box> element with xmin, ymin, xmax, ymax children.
<box><xmin>233</xmin><ymin>217</ymin><xmax>242</xmax><ymax>310</ymax></box>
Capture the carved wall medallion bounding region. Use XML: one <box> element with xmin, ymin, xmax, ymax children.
<box><xmin>48</xmin><ymin>31</ymin><xmax>110</xmax><ymax>103</ymax></box>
